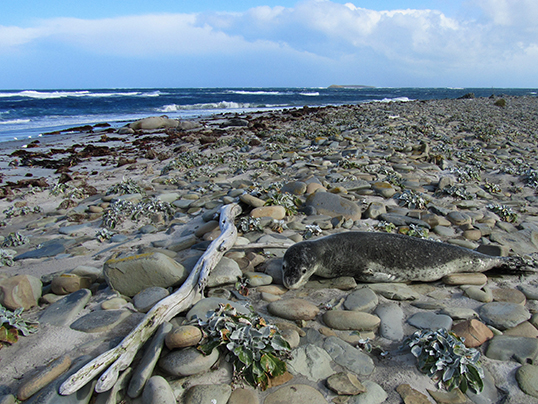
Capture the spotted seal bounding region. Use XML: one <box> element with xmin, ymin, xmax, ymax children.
<box><xmin>282</xmin><ymin>232</ymin><xmax>532</xmax><ymax>289</ymax></box>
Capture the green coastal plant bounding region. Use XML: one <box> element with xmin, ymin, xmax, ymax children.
<box><xmin>0</xmin><ymin>249</ymin><xmax>15</xmax><ymax>267</ymax></box>
<box><xmin>403</xmin><ymin>328</ymin><xmax>484</xmax><ymax>393</ymax></box>
<box><xmin>2</xmin><ymin>232</ymin><xmax>29</xmax><ymax>247</ymax></box>
<box><xmin>487</xmin><ymin>203</ymin><xmax>518</xmax><ymax>223</ymax></box>
<box><xmin>395</xmin><ymin>189</ymin><xmax>429</xmax><ymax>210</ymax></box>
<box><xmin>194</xmin><ymin>303</ymin><xmax>291</xmax><ymax>389</ymax></box>
<box><xmin>238</xmin><ymin>217</ymin><xmax>263</xmax><ymax>233</ymax></box>
<box><xmin>264</xmin><ymin>192</ymin><xmax>300</xmax><ymax>216</ymax></box>
<box><xmin>0</xmin><ymin>304</ymin><xmax>39</xmax><ymax>346</ymax></box>
<box><xmin>106</xmin><ymin>178</ymin><xmax>144</xmax><ymax>196</ymax></box>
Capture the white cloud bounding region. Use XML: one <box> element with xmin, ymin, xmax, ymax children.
<box><xmin>1</xmin><ymin>0</ymin><xmax>537</xmax><ymax>86</ymax></box>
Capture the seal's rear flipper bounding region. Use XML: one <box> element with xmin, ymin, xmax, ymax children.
<box><xmin>496</xmin><ymin>254</ymin><xmax>538</xmax><ymax>274</ymax></box>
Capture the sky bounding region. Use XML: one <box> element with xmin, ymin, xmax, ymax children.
<box><xmin>0</xmin><ymin>0</ymin><xmax>537</xmax><ymax>89</ymax></box>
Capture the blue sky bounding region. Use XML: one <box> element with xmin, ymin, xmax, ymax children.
<box><xmin>1</xmin><ymin>0</ymin><xmax>537</xmax><ymax>89</ymax></box>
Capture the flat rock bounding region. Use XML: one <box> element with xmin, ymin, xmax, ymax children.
<box><xmin>17</xmin><ymin>355</ymin><xmax>71</xmax><ymax>401</ymax></box>
<box><xmin>463</xmin><ymin>285</ymin><xmax>493</xmax><ymax>302</ymax></box>
<box><xmin>322</xmin><ymin>336</ymin><xmax>375</xmax><ymax>376</ymax></box>
<box><xmin>368</xmin><ymin>283</ymin><xmax>420</xmax><ymax>301</ymax></box>
<box><xmin>14</xmin><ymin>242</ymin><xmax>67</xmax><ymax>260</ymax></box>
<box><xmin>440</xmin><ymin>307</ymin><xmax>478</xmax><ymax>321</ymax></box>
<box><xmin>375</xmin><ymin>303</ymin><xmax>404</xmax><ymax>341</ymax></box>
<box><xmin>407</xmin><ymin>312</ymin><xmax>453</xmax><ymax>331</ymax></box>
<box><xmin>503</xmin><ymin>321</ymin><xmax>538</xmax><ymax>338</ymax></box>
<box><xmin>396</xmin><ymin>384</ymin><xmax>431</xmax><ymax>404</ymax></box>
<box><xmin>132</xmin><ymin>287</ymin><xmax>170</xmax><ymax>313</ymax></box>
<box><xmin>323</xmin><ymin>310</ymin><xmax>380</xmax><ymax>331</ymax></box>
<box><xmin>250</xmin><ymin>206</ymin><xmax>286</xmax><ymax>220</ymax></box>
<box><xmin>129</xmin><ymin>116</ymin><xmax>178</xmax><ymax>130</ymax></box>
<box><xmin>427</xmin><ymin>388</ymin><xmax>467</xmax><ymax>404</ymax></box>
<box><xmin>207</xmin><ymin>257</ymin><xmax>242</xmax><ymax>287</ymax></box>
<box><xmin>186</xmin><ymin>297</ymin><xmax>249</xmax><ymax>321</ymax></box>
<box><xmin>305</xmin><ymin>191</ymin><xmax>361</xmax><ymax>220</ymax></box>
<box><xmin>0</xmin><ymin>274</ymin><xmax>42</xmax><ymax>310</ymax></box>
<box><xmin>264</xmin><ymin>384</ymin><xmax>327</xmax><ymax>404</ymax></box>
<box><xmin>442</xmin><ymin>273</ymin><xmax>487</xmax><ymax>286</ymax></box>
<box><xmin>128</xmin><ymin>322</ymin><xmax>172</xmax><ymax>398</ymax></box>
<box><xmin>70</xmin><ymin>309</ymin><xmax>131</xmax><ymax>333</ymax></box>
<box><xmin>239</xmin><ymin>194</ymin><xmax>265</xmax><ymax>208</ymax></box>
<box><xmin>519</xmin><ymin>284</ymin><xmax>538</xmax><ymax>300</ymax></box>
<box><xmin>141</xmin><ymin>376</ymin><xmax>176</xmax><ymax>404</ymax></box>
<box><xmin>24</xmin><ymin>356</ymin><xmax>94</xmax><ymax>404</ymax></box>
<box><xmin>267</xmin><ymin>298</ymin><xmax>320</xmax><ymax>321</ymax></box>
<box><xmin>344</xmin><ymin>287</ymin><xmax>379</xmax><ymax>312</ymax></box>
<box><xmin>516</xmin><ymin>364</ymin><xmax>538</xmax><ymax>399</ymax></box>
<box><xmin>485</xmin><ymin>335</ymin><xmax>538</xmax><ymax>363</ymax></box>
<box><xmin>491</xmin><ymin>288</ymin><xmax>526</xmax><ymax>305</ymax></box>
<box><xmin>479</xmin><ymin>302</ymin><xmax>530</xmax><ymax>330</ymax></box>
<box><xmin>103</xmin><ymin>251</ymin><xmax>188</xmax><ymax>297</ymax></box>
<box><xmin>158</xmin><ymin>346</ymin><xmax>219</xmax><ymax>377</ymax></box>
<box><xmin>287</xmin><ymin>344</ymin><xmax>334</xmax><ymax>381</ymax></box>
<box><xmin>347</xmin><ymin>380</ymin><xmax>388</xmax><ymax>404</ymax></box>
<box><xmin>39</xmin><ymin>289</ymin><xmax>92</xmax><ymax>327</ymax></box>
<box><xmin>281</xmin><ymin>181</ymin><xmax>307</xmax><ymax>195</ymax></box>
<box><xmin>326</xmin><ymin>372</ymin><xmax>366</xmax><ymax>395</ymax></box>
<box><xmin>305</xmin><ymin>276</ymin><xmax>357</xmax><ymax>290</ymax></box>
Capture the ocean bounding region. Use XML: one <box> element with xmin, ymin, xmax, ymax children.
<box><xmin>0</xmin><ymin>87</ymin><xmax>536</xmax><ymax>143</ymax></box>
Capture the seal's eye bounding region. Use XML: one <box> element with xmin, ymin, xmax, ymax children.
<box><xmin>301</xmin><ymin>268</ymin><xmax>307</xmax><ymax>274</ymax></box>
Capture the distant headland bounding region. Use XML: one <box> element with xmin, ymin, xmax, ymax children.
<box><xmin>328</xmin><ymin>85</ymin><xmax>376</xmax><ymax>89</ymax></box>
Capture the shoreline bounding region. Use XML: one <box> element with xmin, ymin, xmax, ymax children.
<box><xmin>1</xmin><ymin>94</ymin><xmax>538</xmax><ymax>403</ymax></box>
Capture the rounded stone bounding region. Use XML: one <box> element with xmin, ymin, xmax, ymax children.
<box><xmin>479</xmin><ymin>302</ymin><xmax>531</xmax><ymax>330</ymax></box>
<box><xmin>132</xmin><ymin>286</ymin><xmax>170</xmax><ymax>313</ymax></box>
<box><xmin>305</xmin><ymin>191</ymin><xmax>361</xmax><ymax>220</ymax></box>
<box><xmin>243</xmin><ymin>272</ymin><xmax>273</xmax><ymax>287</ymax></box>
<box><xmin>228</xmin><ymin>388</ymin><xmax>259</xmax><ymax>404</ymax></box>
<box><xmin>323</xmin><ymin>310</ymin><xmax>380</xmax><ymax>331</ymax></box>
<box><xmin>264</xmin><ymin>384</ymin><xmax>327</xmax><ymax>404</ymax></box>
<box><xmin>250</xmin><ymin>206</ymin><xmax>286</xmax><ymax>220</ymax></box>
<box><xmin>375</xmin><ymin>303</ymin><xmax>404</xmax><ymax>341</ymax></box>
<box><xmin>267</xmin><ymin>298</ymin><xmax>320</xmax><ymax>321</ymax></box>
<box><xmin>451</xmin><ymin>319</ymin><xmax>494</xmax><ymax>348</ymax></box>
<box><xmin>0</xmin><ymin>274</ymin><xmax>42</xmax><ymax>310</ymax></box>
<box><xmin>141</xmin><ymin>376</ymin><xmax>175</xmax><ymax>404</ymax></box>
<box><xmin>517</xmin><ymin>364</ymin><xmax>538</xmax><ymax>398</ymax></box>
<box><xmin>184</xmin><ymin>384</ymin><xmax>231</xmax><ymax>404</ymax></box>
<box><xmin>239</xmin><ymin>194</ymin><xmax>265</xmax><ymax>208</ymax></box>
<box><xmin>326</xmin><ymin>372</ymin><xmax>366</xmax><ymax>395</ymax></box>
<box><xmin>344</xmin><ymin>287</ymin><xmax>379</xmax><ymax>312</ymax></box>
<box><xmin>372</xmin><ymin>181</ymin><xmax>396</xmax><ymax>198</ymax></box>
<box><xmin>207</xmin><ymin>257</ymin><xmax>242</xmax><ymax>287</ymax></box>
<box><xmin>463</xmin><ymin>229</ymin><xmax>482</xmax><ymax>241</ymax></box>
<box><xmin>365</xmin><ymin>202</ymin><xmax>386</xmax><ymax>219</ymax></box>
<box><xmin>165</xmin><ymin>325</ymin><xmax>202</xmax><ymax>349</ymax></box>
<box><xmin>280</xmin><ymin>181</ymin><xmax>307</xmax><ymax>195</ymax></box>
<box><xmin>101</xmin><ymin>297</ymin><xmax>128</xmax><ymax>310</ymax></box>
<box><xmin>103</xmin><ymin>252</ymin><xmax>188</xmax><ymax>297</ymax></box>
<box><xmin>447</xmin><ymin>211</ymin><xmax>472</xmax><ymax>226</ymax></box>
<box><xmin>158</xmin><ymin>346</ymin><xmax>219</xmax><ymax>377</ymax></box>
<box><xmin>280</xmin><ymin>329</ymin><xmax>300</xmax><ymax>349</ymax></box>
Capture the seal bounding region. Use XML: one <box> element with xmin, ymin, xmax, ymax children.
<box><xmin>282</xmin><ymin>232</ymin><xmax>531</xmax><ymax>289</ymax></box>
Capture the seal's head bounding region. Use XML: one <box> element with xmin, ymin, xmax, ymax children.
<box><xmin>282</xmin><ymin>241</ymin><xmax>319</xmax><ymax>289</ymax></box>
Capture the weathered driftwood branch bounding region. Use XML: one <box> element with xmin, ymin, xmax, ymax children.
<box><xmin>59</xmin><ymin>203</ymin><xmax>242</xmax><ymax>395</ymax></box>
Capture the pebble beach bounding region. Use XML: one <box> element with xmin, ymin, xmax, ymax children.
<box><xmin>1</xmin><ymin>94</ymin><xmax>538</xmax><ymax>403</ymax></box>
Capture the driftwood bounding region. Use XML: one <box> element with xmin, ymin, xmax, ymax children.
<box><xmin>59</xmin><ymin>203</ymin><xmax>242</xmax><ymax>395</ymax></box>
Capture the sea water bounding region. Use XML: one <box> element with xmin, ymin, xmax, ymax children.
<box><xmin>0</xmin><ymin>87</ymin><xmax>536</xmax><ymax>143</ymax></box>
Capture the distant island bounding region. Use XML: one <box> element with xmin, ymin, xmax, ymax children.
<box><xmin>328</xmin><ymin>85</ymin><xmax>375</xmax><ymax>89</ymax></box>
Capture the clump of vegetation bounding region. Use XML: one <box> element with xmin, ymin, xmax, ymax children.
<box><xmin>3</xmin><ymin>205</ymin><xmax>42</xmax><ymax>219</ymax></box>
<box><xmin>106</xmin><ymin>178</ymin><xmax>144</xmax><ymax>196</ymax></box>
<box><xmin>375</xmin><ymin>221</ymin><xmax>396</xmax><ymax>233</ymax></box>
<box><xmin>439</xmin><ymin>185</ymin><xmax>472</xmax><ymax>200</ymax></box>
<box><xmin>303</xmin><ymin>224</ymin><xmax>323</xmax><ymax>239</ymax></box>
<box><xmin>49</xmin><ymin>183</ymin><xmax>86</xmax><ymax>199</ymax></box>
<box><xmin>2</xmin><ymin>232</ymin><xmax>29</xmax><ymax>248</ymax></box>
<box><xmin>395</xmin><ymin>190</ymin><xmax>429</xmax><ymax>210</ymax></box>
<box><xmin>400</xmin><ymin>224</ymin><xmax>429</xmax><ymax>239</ymax></box>
<box><xmin>0</xmin><ymin>249</ymin><xmax>14</xmax><ymax>267</ymax></box>
<box><xmin>487</xmin><ymin>203</ymin><xmax>518</xmax><ymax>223</ymax></box>
<box><xmin>483</xmin><ymin>181</ymin><xmax>501</xmax><ymax>194</ymax></box>
<box><xmin>0</xmin><ymin>304</ymin><xmax>38</xmax><ymax>346</ymax></box>
<box><xmin>403</xmin><ymin>328</ymin><xmax>484</xmax><ymax>393</ymax></box>
<box><xmin>524</xmin><ymin>169</ymin><xmax>538</xmax><ymax>189</ymax></box>
<box><xmin>238</xmin><ymin>217</ymin><xmax>263</xmax><ymax>233</ymax></box>
<box><xmin>270</xmin><ymin>219</ymin><xmax>288</xmax><ymax>233</ymax></box>
<box><xmin>102</xmin><ymin>197</ymin><xmax>175</xmax><ymax>229</ymax></box>
<box><xmin>96</xmin><ymin>228</ymin><xmax>116</xmax><ymax>242</ymax></box>
<box><xmin>194</xmin><ymin>304</ymin><xmax>291</xmax><ymax>389</ymax></box>
<box><xmin>494</xmin><ymin>98</ymin><xmax>506</xmax><ymax>108</ymax></box>
<box><xmin>264</xmin><ymin>192</ymin><xmax>300</xmax><ymax>216</ymax></box>
<box><xmin>450</xmin><ymin>166</ymin><xmax>481</xmax><ymax>182</ymax></box>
